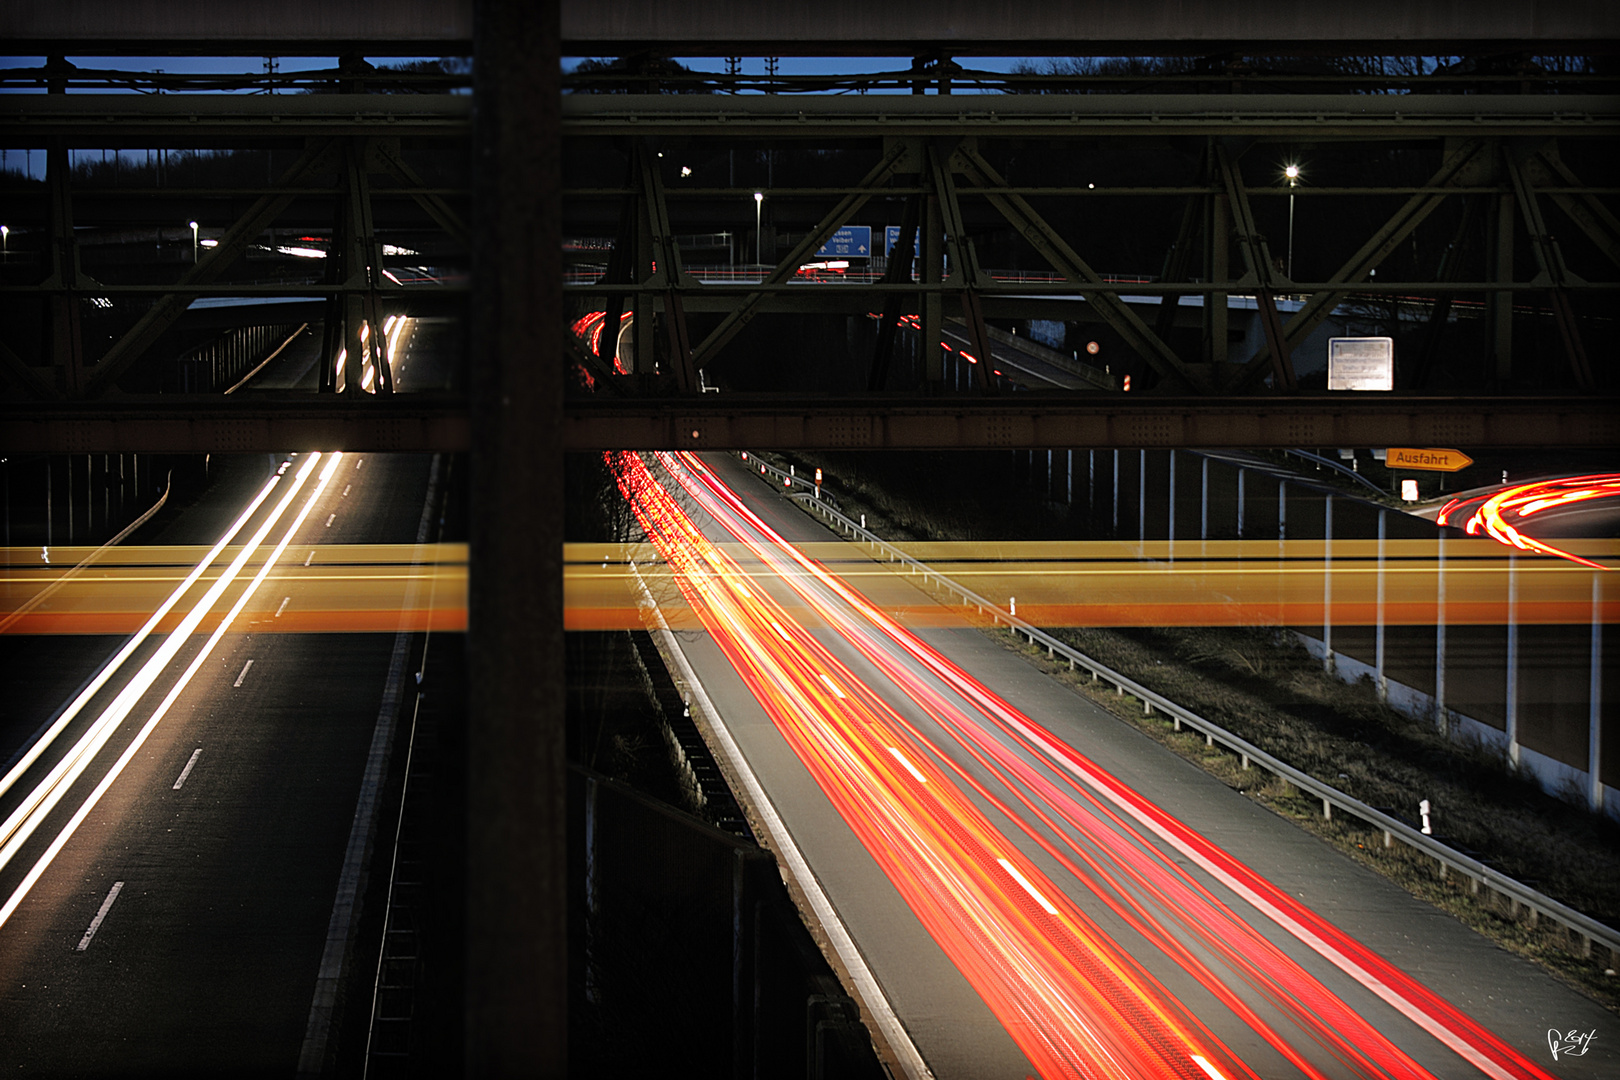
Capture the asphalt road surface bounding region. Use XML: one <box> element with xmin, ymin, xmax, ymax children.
<box><xmin>0</xmin><ymin>324</ymin><xmax>446</xmax><ymax>1077</ymax></box>
<box><xmin>629</xmin><ymin>449</ymin><xmax>1614</xmax><ymax>1080</ymax></box>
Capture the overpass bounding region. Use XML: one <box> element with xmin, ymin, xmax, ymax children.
<box><xmin>2</xmin><ymin>2</ymin><xmax>1618</xmax><ymax>1074</ymax></box>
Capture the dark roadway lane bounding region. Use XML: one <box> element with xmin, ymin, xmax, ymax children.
<box><xmin>0</xmin><ymin>444</ymin><xmax>438</xmax><ymax>1075</ymax></box>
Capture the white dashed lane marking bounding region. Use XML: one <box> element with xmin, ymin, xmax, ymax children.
<box><xmin>173</xmin><ymin>749</ymin><xmax>203</xmax><ymax>790</ymax></box>
<box><xmin>76</xmin><ymin>881</ymin><xmax>124</xmax><ymax>951</ymax></box>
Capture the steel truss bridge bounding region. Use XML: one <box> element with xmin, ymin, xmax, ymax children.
<box><xmin>1</xmin><ymin>0</ymin><xmax>1617</xmax><ymax>1072</ymax></box>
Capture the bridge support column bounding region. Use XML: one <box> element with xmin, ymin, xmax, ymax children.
<box><xmin>468</xmin><ymin>0</ymin><xmax>564</xmax><ymax>1074</ymax></box>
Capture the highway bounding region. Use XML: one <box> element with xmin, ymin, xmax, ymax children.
<box><xmin>619</xmin><ymin>450</ymin><xmax>1615</xmax><ymax>1080</ymax></box>
<box><xmin>0</xmin><ymin>321</ymin><xmax>445</xmax><ymax>1076</ymax></box>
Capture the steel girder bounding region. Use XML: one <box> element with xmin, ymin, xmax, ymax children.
<box><xmin>560</xmin><ymin>93</ymin><xmax>1617</xmax><ymax>398</ymax></box>
<box><xmin>3</xmin><ymin>395</ymin><xmax>1616</xmax><ymax>451</ymax></box>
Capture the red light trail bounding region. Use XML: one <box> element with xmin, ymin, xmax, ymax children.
<box><xmin>611</xmin><ymin>450</ymin><xmax>1561</xmax><ymax>1080</ymax></box>
<box><xmin>1437</xmin><ymin>474</ymin><xmax>1619</xmax><ymax>570</ymax></box>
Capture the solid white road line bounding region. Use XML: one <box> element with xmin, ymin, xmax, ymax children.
<box><xmin>76</xmin><ymin>881</ymin><xmax>124</xmax><ymax>951</ymax></box>
<box><xmin>172</xmin><ymin>749</ymin><xmax>202</xmax><ymax>790</ymax></box>
<box><xmin>233</xmin><ymin>659</ymin><xmax>255</xmax><ymax>687</ymax></box>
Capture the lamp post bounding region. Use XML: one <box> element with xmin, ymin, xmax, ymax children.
<box><xmin>753</xmin><ymin>191</ymin><xmax>763</xmax><ymax>273</ymax></box>
<box><xmin>189</xmin><ymin>220</ymin><xmax>199</xmax><ymax>264</ymax></box>
<box><xmin>1284</xmin><ymin>165</ymin><xmax>1299</xmax><ymax>281</ymax></box>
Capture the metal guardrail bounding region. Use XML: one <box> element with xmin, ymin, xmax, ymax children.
<box><xmin>738</xmin><ymin>451</ymin><xmax>1620</xmax><ymax>963</ymax></box>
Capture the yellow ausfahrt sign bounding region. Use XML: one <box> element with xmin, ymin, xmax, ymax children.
<box><xmin>1386</xmin><ymin>448</ymin><xmax>1474</xmax><ymax>472</ymax></box>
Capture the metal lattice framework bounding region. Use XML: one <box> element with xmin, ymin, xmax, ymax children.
<box><xmin>3</xmin><ymin>64</ymin><xmax>1619</xmax><ymax>449</ymax></box>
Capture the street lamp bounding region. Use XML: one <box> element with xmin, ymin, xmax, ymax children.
<box><xmin>1283</xmin><ymin>164</ymin><xmax>1299</xmax><ymax>281</ymax></box>
<box><xmin>189</xmin><ymin>220</ymin><xmax>199</xmax><ymax>264</ymax></box>
<box><xmin>753</xmin><ymin>191</ymin><xmax>763</xmax><ymax>271</ymax></box>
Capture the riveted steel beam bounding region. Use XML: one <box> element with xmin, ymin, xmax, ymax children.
<box><xmin>560</xmin><ymin>93</ymin><xmax>1620</xmax><ymax>140</ymax></box>
<box><xmin>564</xmin><ymin>395</ymin><xmax>1620</xmax><ymax>451</ymax></box>
<box><xmin>7</xmin><ymin>395</ymin><xmax>1616</xmax><ymax>452</ymax></box>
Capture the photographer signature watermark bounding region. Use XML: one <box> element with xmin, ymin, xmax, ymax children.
<box><xmin>1547</xmin><ymin>1028</ymin><xmax>1597</xmax><ymax>1061</ymax></box>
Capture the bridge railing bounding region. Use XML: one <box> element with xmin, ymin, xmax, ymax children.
<box><xmin>733</xmin><ymin>451</ymin><xmax>1620</xmax><ymax>965</ymax></box>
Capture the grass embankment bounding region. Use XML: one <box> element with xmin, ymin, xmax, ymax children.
<box><xmin>760</xmin><ymin>449</ymin><xmax>1620</xmax><ymax>1012</ymax></box>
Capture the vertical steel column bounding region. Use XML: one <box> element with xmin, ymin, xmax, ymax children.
<box><xmin>1277</xmin><ymin>479</ymin><xmax>1286</xmax><ymax>541</ymax></box>
<box><xmin>1203</xmin><ymin>156</ymin><xmax>1229</xmax><ymax>368</ymax></box>
<box><xmin>46</xmin><ymin>139</ymin><xmax>85</xmax><ymax>395</ymax></box>
<box><xmin>1491</xmin><ymin>193</ymin><xmax>1515</xmax><ymax>386</ymax></box>
<box><xmin>1066</xmin><ymin>449</ymin><xmax>1073</xmax><ymax>505</ymax></box>
<box><xmin>1506</xmin><ymin>554</ymin><xmax>1520</xmax><ymax>766</ymax></box>
<box><xmin>1322</xmin><ymin>495</ymin><xmax>1334</xmax><ymax>671</ymax></box>
<box><xmin>921</xmin><ymin>192</ymin><xmax>944</xmax><ymax>386</ymax></box>
<box><xmin>469</xmin><ymin>0</ymin><xmax>563</xmax><ymax>1074</ymax></box>
<box><xmin>1375</xmin><ymin>509</ymin><xmax>1387</xmax><ymax>703</ymax></box>
<box><xmin>1435</xmin><ymin>531</ymin><xmax>1449</xmax><ymax>734</ymax></box>
<box><xmin>1590</xmin><ymin>572</ymin><xmax>1605</xmax><ymax>814</ymax></box>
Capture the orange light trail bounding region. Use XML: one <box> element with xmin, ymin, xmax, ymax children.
<box><xmin>618</xmin><ymin>448</ymin><xmax>1563</xmax><ymax>1080</ymax></box>
<box><xmin>1437</xmin><ymin>474</ymin><xmax>1620</xmax><ymax>570</ymax></box>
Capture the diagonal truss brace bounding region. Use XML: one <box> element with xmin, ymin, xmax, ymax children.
<box><xmin>1233</xmin><ymin>137</ymin><xmax>1488</xmax><ymax>391</ymax></box>
<box><xmin>931</xmin><ymin>142</ymin><xmax>995</xmax><ymax>392</ymax></box>
<box><xmin>84</xmin><ymin>139</ymin><xmax>337</xmax><ymax>398</ymax></box>
<box><xmin>1215</xmin><ymin>143</ymin><xmax>1296</xmax><ymax>392</ymax></box>
<box><xmin>1521</xmin><ymin>140</ymin><xmax>1620</xmax><ymax>270</ymax></box>
<box><xmin>954</xmin><ymin>142</ymin><xmax>1195</xmax><ymax>390</ymax></box>
<box><xmin>1505</xmin><ymin>146</ymin><xmax>1593</xmax><ymax>390</ymax></box>
<box><xmin>371</xmin><ymin>139</ymin><xmax>469</xmax><ymax>248</ymax></box>
<box><xmin>636</xmin><ymin>140</ymin><xmax>698</xmax><ymax>392</ymax></box>
<box><xmin>692</xmin><ymin>140</ymin><xmax>910</xmax><ymax>368</ymax></box>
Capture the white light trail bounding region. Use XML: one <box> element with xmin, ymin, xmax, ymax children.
<box><xmin>0</xmin><ymin>453</ymin><xmax>343</xmax><ymax>932</ymax></box>
<box><xmin>0</xmin><ymin>464</ymin><xmax>287</xmax><ymax>806</ymax></box>
<box><xmin>0</xmin><ymin>455</ymin><xmax>322</xmax><ymax>876</ymax></box>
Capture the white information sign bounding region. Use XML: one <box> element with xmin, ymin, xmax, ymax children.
<box><xmin>1327</xmin><ymin>337</ymin><xmax>1394</xmax><ymax>391</ymax></box>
